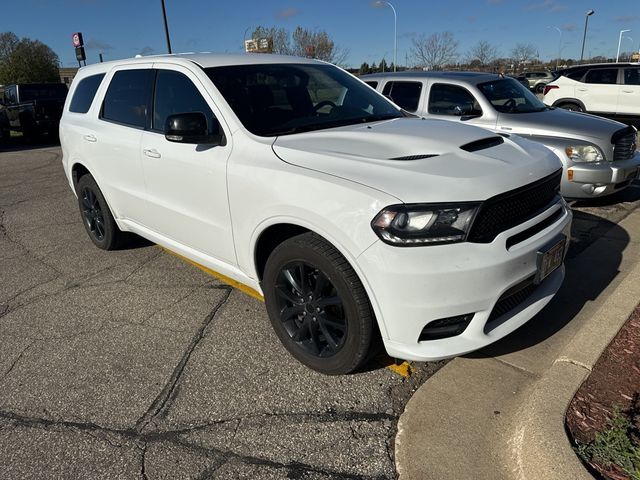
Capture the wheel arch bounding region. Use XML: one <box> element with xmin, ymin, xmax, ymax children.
<box><xmin>552</xmin><ymin>98</ymin><xmax>586</xmax><ymax>111</ymax></box>
<box><xmin>251</xmin><ymin>220</ymin><xmax>389</xmax><ymax>339</ymax></box>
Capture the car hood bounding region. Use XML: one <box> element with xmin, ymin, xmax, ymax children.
<box><xmin>272</xmin><ymin>118</ymin><xmax>562</xmax><ymax>203</ymax></box>
<box><xmin>497</xmin><ymin>107</ymin><xmax>625</xmax><ymax>142</ymax></box>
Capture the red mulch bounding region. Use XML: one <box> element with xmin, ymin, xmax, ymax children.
<box><xmin>566</xmin><ymin>303</ymin><xmax>640</xmax><ymax>479</ymax></box>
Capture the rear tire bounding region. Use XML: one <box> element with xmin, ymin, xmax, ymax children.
<box><xmin>559</xmin><ymin>102</ymin><xmax>584</xmax><ymax>112</ymax></box>
<box><xmin>535</xmin><ymin>83</ymin><xmax>546</xmax><ymax>94</ymax></box>
<box><xmin>76</xmin><ymin>174</ymin><xmax>123</xmax><ymax>250</ymax></box>
<box><xmin>263</xmin><ymin>232</ymin><xmax>376</xmax><ymax>375</ymax></box>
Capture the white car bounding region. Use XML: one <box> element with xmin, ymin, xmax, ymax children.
<box><xmin>543</xmin><ymin>63</ymin><xmax>640</xmax><ymax>123</ymax></box>
<box><xmin>60</xmin><ymin>53</ymin><xmax>571</xmax><ymax>374</ymax></box>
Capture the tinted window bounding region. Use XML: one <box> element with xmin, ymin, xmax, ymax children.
<box><xmin>584</xmin><ymin>69</ymin><xmax>618</xmax><ymax>85</ymax></box>
<box><xmin>382</xmin><ymin>81</ymin><xmax>422</xmax><ymax>112</ymax></box>
<box><xmin>565</xmin><ymin>69</ymin><xmax>587</xmax><ymax>81</ymax></box>
<box><xmin>69</xmin><ymin>74</ymin><xmax>105</xmax><ymax>113</ymax></box>
<box><xmin>205</xmin><ymin>63</ymin><xmax>401</xmax><ymax>137</ymax></box>
<box><xmin>478</xmin><ymin>78</ymin><xmax>547</xmax><ymax>114</ymax></box>
<box><xmin>20</xmin><ymin>84</ymin><xmax>68</xmax><ymax>102</ymax></box>
<box><xmin>365</xmin><ymin>81</ymin><xmax>378</xmax><ymax>89</ymax></box>
<box><xmin>4</xmin><ymin>86</ymin><xmax>17</xmax><ymax>105</ymax></box>
<box><xmin>624</xmin><ymin>68</ymin><xmax>640</xmax><ymax>86</ymax></box>
<box><xmin>153</xmin><ymin>70</ymin><xmax>217</xmax><ymax>134</ymax></box>
<box><xmin>101</xmin><ymin>69</ymin><xmax>152</xmax><ymax>128</ymax></box>
<box><xmin>428</xmin><ymin>83</ymin><xmax>482</xmax><ymax>116</ymax></box>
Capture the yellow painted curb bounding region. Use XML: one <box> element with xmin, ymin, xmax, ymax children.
<box><xmin>159</xmin><ymin>246</ymin><xmax>264</xmax><ymax>301</ymax></box>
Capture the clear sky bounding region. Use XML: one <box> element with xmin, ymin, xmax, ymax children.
<box><xmin>3</xmin><ymin>0</ymin><xmax>640</xmax><ymax>68</ymax></box>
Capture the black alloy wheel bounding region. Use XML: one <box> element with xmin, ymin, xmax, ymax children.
<box><xmin>81</xmin><ymin>186</ymin><xmax>106</xmax><ymax>242</ymax></box>
<box><xmin>274</xmin><ymin>261</ymin><xmax>347</xmax><ymax>358</ymax></box>
<box><xmin>76</xmin><ymin>174</ymin><xmax>123</xmax><ymax>250</ymax></box>
<box><xmin>263</xmin><ymin>232</ymin><xmax>377</xmax><ymax>375</ymax></box>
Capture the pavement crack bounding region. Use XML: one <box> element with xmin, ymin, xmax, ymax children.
<box><xmin>139</xmin><ymin>441</ymin><xmax>149</xmax><ymax>480</ymax></box>
<box><xmin>1</xmin><ymin>342</ymin><xmax>34</xmax><ymax>381</ymax></box>
<box><xmin>134</xmin><ymin>287</ymin><xmax>232</xmax><ymax>432</ymax></box>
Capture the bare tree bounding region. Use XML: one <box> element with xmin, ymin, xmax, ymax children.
<box><xmin>291</xmin><ymin>27</ymin><xmax>349</xmax><ymax>65</ymax></box>
<box><xmin>467</xmin><ymin>40</ymin><xmax>499</xmax><ymax>68</ymax></box>
<box><xmin>250</xmin><ymin>26</ymin><xmax>291</xmax><ymax>55</ymax></box>
<box><xmin>411</xmin><ymin>32</ymin><xmax>459</xmax><ymax>70</ymax></box>
<box><xmin>511</xmin><ymin>43</ymin><xmax>537</xmax><ymax>66</ymax></box>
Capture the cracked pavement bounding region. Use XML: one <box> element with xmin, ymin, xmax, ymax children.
<box><xmin>0</xmin><ymin>145</ymin><xmax>443</xmax><ymax>479</ymax></box>
<box><xmin>1</xmin><ymin>144</ymin><xmax>638</xmax><ymax>479</ymax></box>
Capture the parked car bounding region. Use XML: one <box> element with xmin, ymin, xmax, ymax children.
<box><xmin>517</xmin><ymin>71</ymin><xmax>555</xmax><ymax>93</ymax></box>
<box><xmin>60</xmin><ymin>54</ymin><xmax>571</xmax><ymax>374</ymax></box>
<box><xmin>542</xmin><ymin>63</ymin><xmax>640</xmax><ymax>126</ymax></box>
<box><xmin>362</xmin><ymin>71</ymin><xmax>640</xmax><ymax>199</ymax></box>
<box><xmin>0</xmin><ymin>83</ymin><xmax>68</xmax><ymax>141</ymax></box>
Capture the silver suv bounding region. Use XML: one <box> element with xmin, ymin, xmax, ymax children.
<box><xmin>517</xmin><ymin>71</ymin><xmax>555</xmax><ymax>94</ymax></box>
<box><xmin>362</xmin><ymin>71</ymin><xmax>640</xmax><ymax>199</ymax></box>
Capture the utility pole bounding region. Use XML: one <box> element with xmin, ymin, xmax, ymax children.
<box><xmin>160</xmin><ymin>0</ymin><xmax>172</xmax><ymax>54</ymax></box>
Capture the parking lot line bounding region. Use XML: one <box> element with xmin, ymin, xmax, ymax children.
<box><xmin>159</xmin><ymin>246</ymin><xmax>265</xmax><ymax>301</ymax></box>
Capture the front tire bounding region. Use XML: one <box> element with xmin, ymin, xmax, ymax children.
<box><xmin>76</xmin><ymin>174</ymin><xmax>123</xmax><ymax>250</ymax></box>
<box><xmin>263</xmin><ymin>233</ymin><xmax>376</xmax><ymax>375</ymax></box>
<box><xmin>559</xmin><ymin>102</ymin><xmax>584</xmax><ymax>112</ymax></box>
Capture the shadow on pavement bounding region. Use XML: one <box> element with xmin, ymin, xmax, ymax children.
<box><xmin>470</xmin><ymin>211</ymin><xmax>629</xmax><ymax>357</ymax></box>
<box><xmin>0</xmin><ymin>136</ymin><xmax>60</xmax><ymax>152</ymax></box>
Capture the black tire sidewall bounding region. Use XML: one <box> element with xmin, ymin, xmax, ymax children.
<box><xmin>263</xmin><ymin>234</ymin><xmax>373</xmax><ymax>375</ymax></box>
<box><xmin>76</xmin><ymin>175</ymin><xmax>119</xmax><ymax>250</ymax></box>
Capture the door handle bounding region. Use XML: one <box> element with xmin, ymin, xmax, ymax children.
<box><xmin>622</xmin><ymin>90</ymin><xmax>634</xmax><ymax>93</ymax></box>
<box><xmin>83</xmin><ymin>134</ymin><xmax>96</xmax><ymax>142</ymax></box>
<box><xmin>143</xmin><ymin>148</ymin><xmax>161</xmax><ymax>158</ymax></box>
<box><xmin>577</xmin><ymin>88</ymin><xmax>588</xmax><ymax>92</ymax></box>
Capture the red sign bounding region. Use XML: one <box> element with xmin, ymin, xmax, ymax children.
<box><xmin>72</xmin><ymin>32</ymin><xmax>84</xmax><ymax>48</ymax></box>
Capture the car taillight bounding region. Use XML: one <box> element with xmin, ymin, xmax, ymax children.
<box><xmin>543</xmin><ymin>85</ymin><xmax>559</xmax><ymax>96</ymax></box>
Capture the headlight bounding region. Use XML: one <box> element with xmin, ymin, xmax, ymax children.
<box><xmin>565</xmin><ymin>145</ymin><xmax>605</xmax><ymax>162</ymax></box>
<box><xmin>371</xmin><ymin>203</ymin><xmax>480</xmax><ymax>246</ymax></box>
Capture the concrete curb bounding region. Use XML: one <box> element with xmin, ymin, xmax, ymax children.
<box><xmin>396</xmin><ymin>207</ymin><xmax>640</xmax><ymax>480</ymax></box>
<box><xmin>510</xmin><ymin>252</ymin><xmax>640</xmax><ymax>480</ymax></box>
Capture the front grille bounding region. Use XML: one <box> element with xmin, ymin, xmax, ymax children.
<box><xmin>612</xmin><ymin>126</ymin><xmax>637</xmax><ymax>162</ymax></box>
<box><xmin>468</xmin><ymin>169</ymin><xmax>562</xmax><ymax>243</ymax></box>
<box><xmin>484</xmin><ymin>277</ymin><xmax>538</xmax><ymax>334</ymax></box>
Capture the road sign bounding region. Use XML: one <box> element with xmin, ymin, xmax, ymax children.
<box><xmin>72</xmin><ymin>32</ymin><xmax>84</xmax><ymax>48</ymax></box>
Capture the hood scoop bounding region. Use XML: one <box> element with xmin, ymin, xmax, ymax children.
<box><xmin>390</xmin><ymin>154</ymin><xmax>439</xmax><ymax>160</ymax></box>
<box><xmin>460</xmin><ymin>136</ymin><xmax>504</xmax><ymax>152</ymax></box>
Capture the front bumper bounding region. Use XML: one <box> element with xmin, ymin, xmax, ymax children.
<box><xmin>561</xmin><ymin>152</ymin><xmax>640</xmax><ymax>198</ymax></box>
<box><xmin>357</xmin><ymin>200</ymin><xmax>572</xmax><ymax>362</ymax></box>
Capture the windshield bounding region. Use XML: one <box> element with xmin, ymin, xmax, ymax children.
<box><xmin>20</xmin><ymin>84</ymin><xmax>68</xmax><ymax>102</ymax></box>
<box><xmin>204</xmin><ymin>63</ymin><xmax>402</xmax><ymax>136</ymax></box>
<box><xmin>478</xmin><ymin>78</ymin><xmax>547</xmax><ymax>114</ymax></box>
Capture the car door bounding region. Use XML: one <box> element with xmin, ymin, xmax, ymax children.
<box><xmin>92</xmin><ymin>64</ymin><xmax>153</xmax><ymax>222</ymax></box>
<box><xmin>424</xmin><ymin>82</ymin><xmax>497</xmax><ymax>131</ymax></box>
<box><xmin>140</xmin><ymin>65</ymin><xmax>235</xmax><ymax>264</ymax></box>
<box><xmin>578</xmin><ymin>68</ymin><xmax>620</xmax><ymax>113</ymax></box>
<box><xmin>619</xmin><ymin>67</ymin><xmax>640</xmax><ymax>115</ymax></box>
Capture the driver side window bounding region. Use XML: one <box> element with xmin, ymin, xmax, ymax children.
<box><xmin>428</xmin><ymin>83</ymin><xmax>482</xmax><ymax>116</ymax></box>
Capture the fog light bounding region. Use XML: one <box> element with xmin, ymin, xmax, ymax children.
<box><xmin>418</xmin><ymin>314</ymin><xmax>474</xmax><ymax>341</ymax></box>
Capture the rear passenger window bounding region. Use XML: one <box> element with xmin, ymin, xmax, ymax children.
<box><xmin>365</xmin><ymin>81</ymin><xmax>378</xmax><ymax>89</ymax></box>
<box><xmin>382</xmin><ymin>81</ymin><xmax>422</xmax><ymax>112</ymax></box>
<box><xmin>101</xmin><ymin>69</ymin><xmax>153</xmax><ymax>128</ymax></box>
<box><xmin>624</xmin><ymin>68</ymin><xmax>640</xmax><ymax>86</ymax></box>
<box><xmin>69</xmin><ymin>74</ymin><xmax>105</xmax><ymax>113</ymax></box>
<box><xmin>152</xmin><ymin>70</ymin><xmax>218</xmax><ymax>134</ymax></box>
<box><xmin>565</xmin><ymin>69</ymin><xmax>587</xmax><ymax>81</ymax></box>
<box><xmin>428</xmin><ymin>83</ymin><xmax>482</xmax><ymax>116</ymax></box>
<box><xmin>584</xmin><ymin>69</ymin><xmax>618</xmax><ymax>85</ymax></box>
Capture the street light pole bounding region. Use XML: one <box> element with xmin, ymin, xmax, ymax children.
<box><xmin>548</xmin><ymin>26</ymin><xmax>562</xmax><ymax>70</ymax></box>
<box><xmin>160</xmin><ymin>0</ymin><xmax>172</xmax><ymax>54</ymax></box>
<box><xmin>580</xmin><ymin>9</ymin><xmax>594</xmax><ymax>62</ymax></box>
<box><xmin>373</xmin><ymin>1</ymin><xmax>397</xmax><ymax>72</ymax></box>
<box><xmin>617</xmin><ymin>29</ymin><xmax>631</xmax><ymax>62</ymax></box>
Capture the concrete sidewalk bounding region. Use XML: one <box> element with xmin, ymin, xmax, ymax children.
<box><xmin>395</xmin><ymin>207</ymin><xmax>640</xmax><ymax>480</ymax></box>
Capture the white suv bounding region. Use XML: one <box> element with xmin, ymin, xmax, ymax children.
<box><xmin>543</xmin><ymin>63</ymin><xmax>640</xmax><ymax>121</ymax></box>
<box><xmin>60</xmin><ymin>54</ymin><xmax>571</xmax><ymax>374</ymax></box>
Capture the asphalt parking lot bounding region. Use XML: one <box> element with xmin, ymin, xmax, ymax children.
<box><xmin>1</xmin><ymin>144</ymin><xmax>639</xmax><ymax>479</ymax></box>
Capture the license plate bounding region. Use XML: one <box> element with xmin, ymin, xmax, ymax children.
<box><xmin>535</xmin><ymin>236</ymin><xmax>566</xmax><ymax>284</ymax></box>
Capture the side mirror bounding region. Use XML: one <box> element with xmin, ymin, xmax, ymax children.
<box><xmin>453</xmin><ymin>104</ymin><xmax>472</xmax><ymax>116</ymax></box>
<box><xmin>165</xmin><ymin>112</ymin><xmax>225</xmax><ymax>145</ymax></box>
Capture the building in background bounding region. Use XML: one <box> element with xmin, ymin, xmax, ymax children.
<box><xmin>59</xmin><ymin>68</ymin><xmax>78</xmax><ymax>86</ymax></box>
